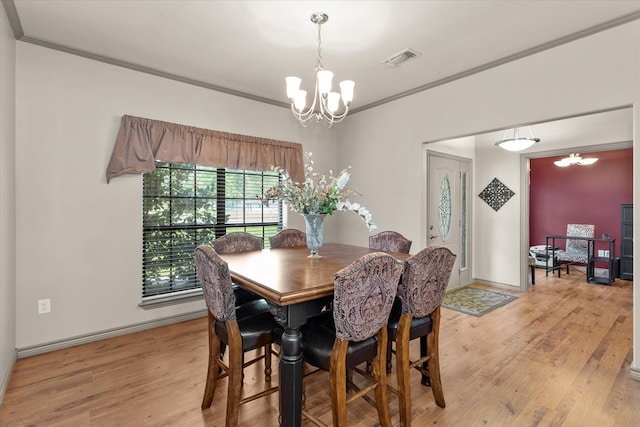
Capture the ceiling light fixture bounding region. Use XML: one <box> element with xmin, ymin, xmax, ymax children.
<box><xmin>285</xmin><ymin>13</ymin><xmax>354</xmax><ymax>127</ymax></box>
<box><xmin>553</xmin><ymin>153</ymin><xmax>598</xmax><ymax>167</ymax></box>
<box><xmin>495</xmin><ymin>127</ymin><xmax>540</xmax><ymax>152</ymax></box>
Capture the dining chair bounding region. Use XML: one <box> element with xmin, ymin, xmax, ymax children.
<box><xmin>556</xmin><ymin>224</ymin><xmax>594</xmax><ymax>275</ymax></box>
<box><xmin>386</xmin><ymin>246</ymin><xmax>456</xmax><ymax>427</ymax></box>
<box><xmin>269</xmin><ymin>228</ymin><xmax>307</xmax><ymax>248</ymax></box>
<box><xmin>300</xmin><ymin>252</ymin><xmax>403</xmax><ymax>427</ymax></box>
<box><xmin>363</xmin><ymin>230</ymin><xmax>412</xmax><ymax>375</ymax></box>
<box><xmin>213</xmin><ymin>232</ymin><xmax>264</xmax><ymax>306</ymax></box>
<box><xmin>528</xmin><ymin>251</ymin><xmax>536</xmax><ymax>285</ymax></box>
<box><xmin>369</xmin><ymin>230</ymin><xmax>412</xmax><ymax>254</ymax></box>
<box><xmin>194</xmin><ymin>245</ymin><xmax>279</xmax><ymax>427</ymax></box>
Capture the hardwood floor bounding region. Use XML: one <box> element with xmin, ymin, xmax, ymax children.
<box><xmin>1</xmin><ymin>270</ymin><xmax>639</xmax><ymax>426</ymax></box>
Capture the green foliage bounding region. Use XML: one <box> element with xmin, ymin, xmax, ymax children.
<box><xmin>142</xmin><ymin>163</ymin><xmax>281</xmax><ymax>297</ymax></box>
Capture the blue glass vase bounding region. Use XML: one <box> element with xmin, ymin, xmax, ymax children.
<box><xmin>303</xmin><ymin>214</ymin><xmax>325</xmax><ymax>258</ymax></box>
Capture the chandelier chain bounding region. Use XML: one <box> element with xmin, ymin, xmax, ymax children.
<box><xmin>316</xmin><ymin>21</ymin><xmax>323</xmax><ymax>70</ymax></box>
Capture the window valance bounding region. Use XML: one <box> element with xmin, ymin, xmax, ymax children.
<box><xmin>106</xmin><ymin>115</ymin><xmax>304</xmax><ymax>183</ymax></box>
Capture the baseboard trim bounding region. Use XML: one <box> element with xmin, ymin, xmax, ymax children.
<box><xmin>630</xmin><ymin>365</ymin><xmax>640</xmax><ymax>382</ymax></box>
<box><xmin>0</xmin><ymin>349</ymin><xmax>17</xmax><ymax>405</ymax></box>
<box><xmin>16</xmin><ymin>310</ymin><xmax>208</xmax><ymax>359</ymax></box>
<box><xmin>472</xmin><ymin>278</ymin><xmax>521</xmax><ymax>292</ymax></box>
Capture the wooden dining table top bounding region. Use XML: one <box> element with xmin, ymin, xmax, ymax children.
<box><xmin>219</xmin><ymin>242</ymin><xmax>411</xmax><ymax>306</ymax></box>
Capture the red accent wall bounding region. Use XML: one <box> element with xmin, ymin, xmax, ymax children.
<box><xmin>530</xmin><ymin>148</ymin><xmax>632</xmax><ymax>256</ymax></box>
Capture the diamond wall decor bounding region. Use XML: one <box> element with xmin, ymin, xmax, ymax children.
<box><xmin>478</xmin><ymin>178</ymin><xmax>514</xmax><ymax>211</ymax></box>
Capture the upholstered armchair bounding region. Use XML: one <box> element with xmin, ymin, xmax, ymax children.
<box><xmin>556</xmin><ymin>224</ymin><xmax>594</xmax><ymax>274</ymax></box>
<box><xmin>300</xmin><ymin>252</ymin><xmax>403</xmax><ymax>426</ymax></box>
<box><xmin>269</xmin><ymin>228</ymin><xmax>307</xmax><ymax>248</ymax></box>
<box><xmin>213</xmin><ymin>231</ymin><xmax>263</xmax><ymax>253</ymax></box>
<box><xmin>369</xmin><ymin>231</ymin><xmax>412</xmax><ymax>254</ymax></box>
<box><xmin>213</xmin><ymin>232</ymin><xmax>264</xmax><ymax>306</ymax></box>
<box><xmin>386</xmin><ymin>246</ymin><xmax>456</xmax><ymax>426</ymax></box>
<box><xmin>194</xmin><ymin>245</ymin><xmax>279</xmax><ymax>426</ymax></box>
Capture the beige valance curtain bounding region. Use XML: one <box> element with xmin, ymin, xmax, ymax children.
<box><xmin>106</xmin><ymin>115</ymin><xmax>304</xmax><ymax>183</ymax></box>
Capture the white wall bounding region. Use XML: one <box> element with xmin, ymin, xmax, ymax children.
<box><xmin>0</xmin><ymin>4</ymin><xmax>16</xmax><ymax>400</ymax></box>
<box><xmin>14</xmin><ymin>43</ymin><xmax>335</xmax><ymax>350</ymax></box>
<box><xmin>339</xmin><ymin>21</ymin><xmax>640</xmax><ymax>371</ymax></box>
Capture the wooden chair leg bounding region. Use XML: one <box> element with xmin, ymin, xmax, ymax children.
<box><xmin>264</xmin><ymin>344</ymin><xmax>272</xmax><ymax>381</ymax></box>
<box><xmin>386</xmin><ymin>336</ymin><xmax>393</xmax><ymax>374</ymax></box>
<box><xmin>226</xmin><ymin>322</ymin><xmax>244</xmax><ymax>427</ymax></box>
<box><xmin>373</xmin><ymin>328</ymin><xmax>393</xmax><ymax>427</ymax></box>
<box><xmin>531</xmin><ymin>265</ymin><xmax>536</xmax><ymax>284</ymax></box>
<box><xmin>329</xmin><ymin>339</ymin><xmax>349</xmax><ymax>427</ymax></box>
<box><xmin>396</xmin><ymin>313</ymin><xmax>413</xmax><ymax>427</ymax></box>
<box><xmin>202</xmin><ymin>313</ymin><xmax>221</xmax><ymax>409</ymax></box>
<box><xmin>428</xmin><ymin>308</ymin><xmax>445</xmax><ymax>408</ymax></box>
<box><xmin>419</xmin><ymin>335</ymin><xmax>430</xmax><ymax>387</ymax></box>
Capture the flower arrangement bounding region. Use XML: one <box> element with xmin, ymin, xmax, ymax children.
<box><xmin>259</xmin><ymin>152</ymin><xmax>376</xmax><ymax>231</ymax></box>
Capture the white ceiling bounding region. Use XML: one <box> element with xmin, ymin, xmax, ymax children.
<box><xmin>6</xmin><ymin>0</ymin><xmax>640</xmax><ymax>113</ymax></box>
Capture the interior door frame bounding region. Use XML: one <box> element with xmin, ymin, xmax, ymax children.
<box><xmin>423</xmin><ymin>149</ymin><xmax>473</xmax><ymax>287</ymax></box>
<box><xmin>519</xmin><ymin>141</ymin><xmax>633</xmax><ymax>292</ymax></box>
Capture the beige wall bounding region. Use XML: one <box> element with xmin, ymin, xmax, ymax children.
<box><xmin>13</xmin><ymin>42</ymin><xmax>336</xmax><ymax>350</ymax></box>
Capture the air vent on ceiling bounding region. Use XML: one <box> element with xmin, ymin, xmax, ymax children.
<box><xmin>380</xmin><ymin>48</ymin><xmax>421</xmax><ymax>68</ymax></box>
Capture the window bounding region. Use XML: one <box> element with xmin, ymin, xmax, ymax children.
<box><xmin>142</xmin><ymin>162</ymin><xmax>281</xmax><ymax>299</ymax></box>
<box><xmin>438</xmin><ymin>175</ymin><xmax>452</xmax><ymax>240</ymax></box>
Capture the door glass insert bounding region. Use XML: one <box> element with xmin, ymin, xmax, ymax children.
<box><xmin>460</xmin><ymin>171</ymin><xmax>467</xmax><ymax>269</ymax></box>
<box><xmin>439</xmin><ymin>175</ymin><xmax>451</xmax><ymax>240</ymax></box>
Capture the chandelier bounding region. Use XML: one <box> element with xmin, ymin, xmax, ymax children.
<box><xmin>285</xmin><ymin>13</ymin><xmax>354</xmax><ymax>127</ymax></box>
<box><xmin>554</xmin><ymin>153</ymin><xmax>598</xmax><ymax>167</ymax></box>
<box><xmin>495</xmin><ymin>127</ymin><xmax>540</xmax><ymax>152</ymax></box>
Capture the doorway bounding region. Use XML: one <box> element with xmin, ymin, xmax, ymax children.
<box><xmin>426</xmin><ymin>151</ymin><xmax>472</xmax><ymax>289</ymax></box>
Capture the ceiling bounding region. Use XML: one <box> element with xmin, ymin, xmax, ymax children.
<box><xmin>5</xmin><ymin>1</ymin><xmax>640</xmax><ymax>114</ymax></box>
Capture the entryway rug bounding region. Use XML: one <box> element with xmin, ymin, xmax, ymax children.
<box><xmin>442</xmin><ymin>286</ymin><xmax>517</xmax><ymax>317</ymax></box>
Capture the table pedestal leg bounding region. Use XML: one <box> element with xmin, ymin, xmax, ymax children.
<box><xmin>279</xmin><ymin>327</ymin><xmax>303</xmax><ymax>427</ymax></box>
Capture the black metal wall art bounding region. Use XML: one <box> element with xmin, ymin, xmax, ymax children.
<box><xmin>478</xmin><ymin>178</ymin><xmax>514</xmax><ymax>211</ymax></box>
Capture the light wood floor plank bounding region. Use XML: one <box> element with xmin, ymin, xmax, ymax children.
<box><xmin>1</xmin><ymin>270</ymin><xmax>639</xmax><ymax>426</ymax></box>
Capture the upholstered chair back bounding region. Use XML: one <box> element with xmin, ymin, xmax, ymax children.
<box><xmin>213</xmin><ymin>232</ymin><xmax>263</xmax><ymax>254</ymax></box>
<box><xmin>333</xmin><ymin>252</ymin><xmax>402</xmax><ymax>341</ymax></box>
<box><xmin>269</xmin><ymin>229</ymin><xmax>307</xmax><ymax>248</ymax></box>
<box><xmin>194</xmin><ymin>245</ymin><xmax>236</xmax><ymax>322</ymax></box>
<box><xmin>397</xmin><ymin>246</ymin><xmax>456</xmax><ymax>318</ymax></box>
<box><xmin>566</xmin><ymin>224</ymin><xmax>595</xmax><ymax>252</ymax></box>
<box><xmin>369</xmin><ymin>231</ymin><xmax>412</xmax><ymax>254</ymax></box>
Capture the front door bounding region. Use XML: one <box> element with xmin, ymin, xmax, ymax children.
<box><xmin>427</xmin><ymin>151</ymin><xmax>471</xmax><ymax>289</ymax></box>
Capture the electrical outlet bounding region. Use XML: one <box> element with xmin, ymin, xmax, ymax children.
<box><xmin>38</xmin><ymin>299</ymin><xmax>51</xmax><ymax>314</ymax></box>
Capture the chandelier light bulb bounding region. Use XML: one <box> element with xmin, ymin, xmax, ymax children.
<box><xmin>293</xmin><ymin>90</ymin><xmax>307</xmax><ymax>112</ymax></box>
<box><xmin>340</xmin><ymin>80</ymin><xmax>355</xmax><ymax>105</ymax></box>
<box><xmin>285</xmin><ymin>76</ymin><xmax>302</xmax><ymax>100</ymax></box>
<box><xmin>327</xmin><ymin>92</ymin><xmax>341</xmax><ymax>113</ymax></box>
<box><xmin>317</xmin><ymin>70</ymin><xmax>333</xmax><ymax>95</ymax></box>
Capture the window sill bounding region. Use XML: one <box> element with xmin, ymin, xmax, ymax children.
<box><xmin>139</xmin><ymin>289</ymin><xmax>204</xmax><ymax>309</ymax></box>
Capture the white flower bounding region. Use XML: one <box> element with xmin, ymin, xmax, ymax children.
<box><xmin>335</xmin><ymin>171</ymin><xmax>350</xmax><ymax>190</ymax></box>
<box><xmin>258</xmin><ymin>152</ymin><xmax>376</xmax><ymax>231</ymax></box>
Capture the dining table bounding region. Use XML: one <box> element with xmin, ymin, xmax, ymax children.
<box><xmin>218</xmin><ymin>242</ymin><xmax>411</xmax><ymax>427</ymax></box>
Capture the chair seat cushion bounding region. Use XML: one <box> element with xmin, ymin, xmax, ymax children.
<box><xmin>387</xmin><ymin>298</ymin><xmax>433</xmax><ymax>342</ymax></box>
<box><xmin>215</xmin><ymin>299</ymin><xmax>277</xmax><ymax>351</ymax></box>
<box><xmin>301</xmin><ymin>311</ymin><xmax>378</xmax><ymax>372</ymax></box>
<box><xmin>557</xmin><ymin>250</ymin><xmax>588</xmax><ymax>263</ymax></box>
